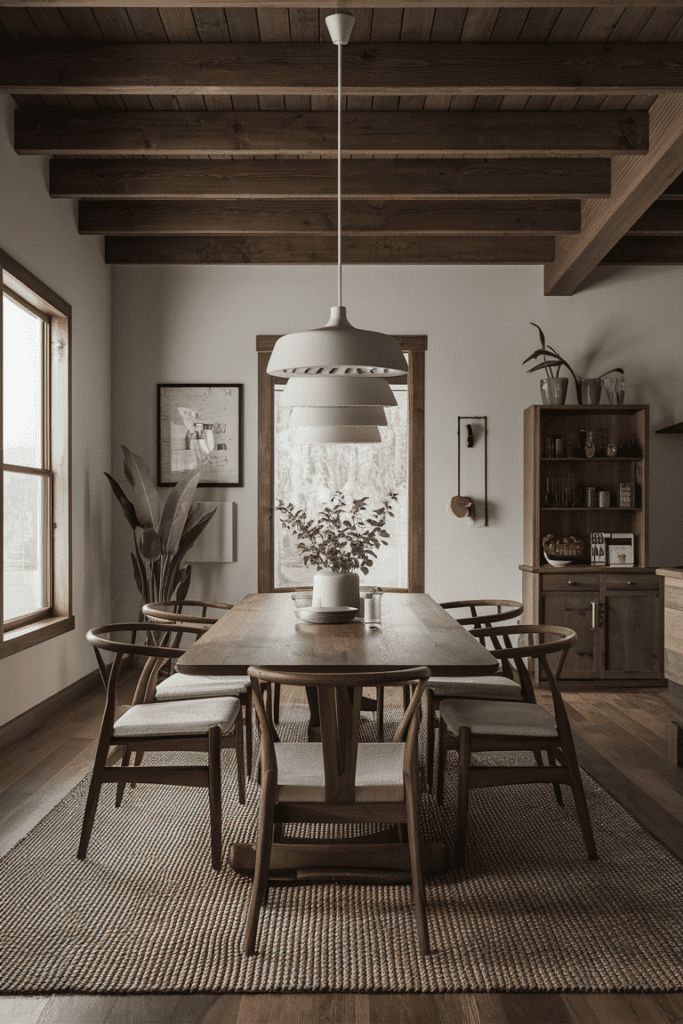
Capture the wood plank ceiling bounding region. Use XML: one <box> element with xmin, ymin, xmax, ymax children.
<box><xmin>1</xmin><ymin>4</ymin><xmax>682</xmax><ymax>293</ymax></box>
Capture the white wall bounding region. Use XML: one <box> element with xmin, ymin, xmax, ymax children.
<box><xmin>111</xmin><ymin>259</ymin><xmax>683</xmax><ymax>620</ymax></box>
<box><xmin>0</xmin><ymin>96</ymin><xmax>112</xmax><ymax>726</ymax></box>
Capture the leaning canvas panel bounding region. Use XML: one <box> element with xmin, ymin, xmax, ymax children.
<box><xmin>187</xmin><ymin>502</ymin><xmax>236</xmax><ymax>563</ymax></box>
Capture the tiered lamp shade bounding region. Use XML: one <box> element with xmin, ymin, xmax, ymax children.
<box><xmin>281</xmin><ymin>376</ymin><xmax>398</xmax><ymax>408</ymax></box>
<box><xmin>293</xmin><ymin>425</ymin><xmax>381</xmax><ymax>444</ymax></box>
<box><xmin>290</xmin><ymin>406</ymin><xmax>387</xmax><ymax>427</ymax></box>
<box><xmin>266</xmin><ymin>307</ymin><xmax>408</xmax><ymax>378</ymax></box>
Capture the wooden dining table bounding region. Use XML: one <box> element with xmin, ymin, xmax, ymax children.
<box><xmin>177</xmin><ymin>591</ymin><xmax>498</xmax><ymax>880</ymax></box>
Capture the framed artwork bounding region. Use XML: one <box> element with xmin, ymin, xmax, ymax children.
<box><xmin>157</xmin><ymin>384</ymin><xmax>243</xmax><ymax>487</ymax></box>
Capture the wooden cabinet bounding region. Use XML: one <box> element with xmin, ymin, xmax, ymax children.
<box><xmin>521</xmin><ymin>405</ymin><xmax>663</xmax><ymax>688</ymax></box>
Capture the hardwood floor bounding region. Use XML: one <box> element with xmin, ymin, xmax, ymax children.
<box><xmin>1</xmin><ymin>681</ymin><xmax>682</xmax><ymax>1024</ymax></box>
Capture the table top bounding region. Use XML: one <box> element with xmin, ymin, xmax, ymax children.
<box><xmin>177</xmin><ymin>592</ymin><xmax>498</xmax><ymax>676</ymax></box>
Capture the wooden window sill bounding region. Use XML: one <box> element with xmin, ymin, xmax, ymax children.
<box><xmin>1</xmin><ymin>615</ymin><xmax>75</xmax><ymax>659</ymax></box>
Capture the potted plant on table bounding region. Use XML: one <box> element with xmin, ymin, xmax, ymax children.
<box><xmin>106</xmin><ymin>446</ymin><xmax>217</xmax><ymax>610</ymax></box>
<box><xmin>275</xmin><ymin>490</ymin><xmax>398</xmax><ymax>609</ymax></box>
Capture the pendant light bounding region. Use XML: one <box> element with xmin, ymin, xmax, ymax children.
<box><xmin>266</xmin><ymin>12</ymin><xmax>408</xmax><ymax>381</ymax></box>
<box><xmin>293</xmin><ymin>425</ymin><xmax>381</xmax><ymax>444</ymax></box>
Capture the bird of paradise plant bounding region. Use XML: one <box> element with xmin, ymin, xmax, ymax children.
<box><xmin>105</xmin><ymin>446</ymin><xmax>217</xmax><ymax>609</ymax></box>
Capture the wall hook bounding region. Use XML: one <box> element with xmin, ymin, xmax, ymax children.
<box><xmin>467</xmin><ymin>424</ymin><xmax>474</xmax><ymax>448</ymax></box>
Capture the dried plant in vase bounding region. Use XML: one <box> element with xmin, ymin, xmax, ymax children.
<box><xmin>524</xmin><ymin>323</ymin><xmax>623</xmax><ymax>405</ymax></box>
<box><xmin>106</xmin><ymin>446</ymin><xmax>217</xmax><ymax>610</ymax></box>
<box><xmin>275</xmin><ymin>490</ymin><xmax>397</xmax><ymax>608</ymax></box>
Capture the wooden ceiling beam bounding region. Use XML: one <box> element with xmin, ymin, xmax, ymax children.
<box><xmin>545</xmin><ymin>94</ymin><xmax>683</xmax><ymax>295</ymax></box>
<box><xmin>2</xmin><ymin>43</ymin><xmax>683</xmax><ymax>96</ymax></box>
<box><xmin>11</xmin><ymin>0</ymin><xmax>683</xmax><ymax>8</ymax></box>
<box><xmin>78</xmin><ymin>199</ymin><xmax>581</xmax><ymax>236</ymax></box>
<box><xmin>50</xmin><ymin>158</ymin><xmax>611</xmax><ymax>201</ymax></box>
<box><xmin>601</xmin><ymin>237</ymin><xmax>683</xmax><ymax>263</ymax></box>
<box><xmin>16</xmin><ymin>109</ymin><xmax>648</xmax><ymax>158</ymax></box>
<box><xmin>104</xmin><ymin>234</ymin><xmax>556</xmax><ymax>265</ymax></box>
<box><xmin>628</xmin><ymin>201</ymin><xmax>683</xmax><ymax>235</ymax></box>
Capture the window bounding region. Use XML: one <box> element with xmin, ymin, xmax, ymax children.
<box><xmin>1</xmin><ymin>247</ymin><xmax>72</xmax><ymax>657</ymax></box>
<box><xmin>257</xmin><ymin>336</ymin><xmax>425</xmax><ymax>593</ymax></box>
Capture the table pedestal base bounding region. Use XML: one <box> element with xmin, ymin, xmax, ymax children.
<box><xmin>229</xmin><ymin>840</ymin><xmax>449</xmax><ymax>882</ymax></box>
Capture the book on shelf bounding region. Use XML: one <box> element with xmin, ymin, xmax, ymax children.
<box><xmin>590</xmin><ymin>532</ymin><xmax>609</xmax><ymax>565</ymax></box>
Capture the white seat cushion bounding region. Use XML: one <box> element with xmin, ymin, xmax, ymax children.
<box><xmin>155</xmin><ymin>672</ymin><xmax>248</xmax><ymax>701</ymax></box>
<box><xmin>113</xmin><ymin>696</ymin><xmax>241</xmax><ymax>738</ymax></box>
<box><xmin>440</xmin><ymin>698</ymin><xmax>559</xmax><ymax>738</ymax></box>
<box><xmin>429</xmin><ymin>676</ymin><xmax>522</xmax><ymax>700</ymax></box>
<box><xmin>275</xmin><ymin>742</ymin><xmax>405</xmax><ymax>803</ymax></box>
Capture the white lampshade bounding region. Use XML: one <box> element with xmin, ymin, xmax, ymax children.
<box><xmin>281</xmin><ymin>376</ymin><xmax>397</xmax><ymax>408</ymax></box>
<box><xmin>293</xmin><ymin>424</ymin><xmax>381</xmax><ymax>444</ymax></box>
<box><xmin>266</xmin><ymin>306</ymin><xmax>408</xmax><ymax>378</ymax></box>
<box><xmin>290</xmin><ymin>406</ymin><xmax>387</xmax><ymax>427</ymax></box>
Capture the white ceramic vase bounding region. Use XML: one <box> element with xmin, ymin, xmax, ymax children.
<box><xmin>312</xmin><ymin>569</ymin><xmax>360</xmax><ymax>610</ymax></box>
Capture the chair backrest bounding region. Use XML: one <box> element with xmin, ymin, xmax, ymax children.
<box><xmin>142</xmin><ymin>600</ymin><xmax>233</xmax><ymax>626</ymax></box>
<box><xmin>86</xmin><ymin>622</ymin><xmax>208</xmax><ymax>729</ymax></box>
<box><xmin>470</xmin><ymin>623</ymin><xmax>576</xmax><ymax>711</ymax></box>
<box><xmin>247</xmin><ymin>665</ymin><xmax>431</xmax><ymax>805</ymax></box>
<box><xmin>439</xmin><ymin>599</ymin><xmax>523</xmax><ymax>628</ymax></box>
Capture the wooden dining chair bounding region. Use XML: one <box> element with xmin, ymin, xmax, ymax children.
<box><xmin>243</xmin><ymin>665</ymin><xmax>433</xmax><ymax>956</ymax></box>
<box><xmin>79</xmin><ymin>622</ymin><xmax>246</xmax><ymax>870</ymax></box>
<box><xmin>143</xmin><ymin>600</ymin><xmax>253</xmax><ymax>777</ymax></box>
<box><xmin>436</xmin><ymin>624</ymin><xmax>597</xmax><ymax>863</ymax></box>
<box><xmin>425</xmin><ymin>599</ymin><xmax>524</xmax><ymax>788</ymax></box>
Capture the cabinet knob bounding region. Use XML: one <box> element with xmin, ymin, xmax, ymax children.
<box><xmin>626</xmin><ymin>580</ymin><xmax>635</xmax><ymax>585</ymax></box>
<box><xmin>567</xmin><ymin>580</ymin><xmax>575</xmax><ymax>585</ymax></box>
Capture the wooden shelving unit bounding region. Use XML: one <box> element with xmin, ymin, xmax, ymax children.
<box><xmin>520</xmin><ymin>404</ymin><xmax>663</xmax><ymax>689</ymax></box>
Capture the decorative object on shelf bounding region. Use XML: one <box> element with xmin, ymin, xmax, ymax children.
<box><xmin>157</xmin><ymin>384</ymin><xmax>243</xmax><ymax>487</ymax></box>
<box><xmin>585</xmin><ymin>486</ymin><xmax>597</xmax><ymax>508</ymax></box>
<box><xmin>266</xmin><ymin>12</ymin><xmax>407</xmax><ymax>444</ymax></box>
<box><xmin>619</xmin><ymin>483</ymin><xmax>636</xmax><ymax>508</ymax></box>
<box><xmin>590</xmin><ymin>532</ymin><xmax>609</xmax><ymax>566</ymax></box>
<box><xmin>105</xmin><ymin>446</ymin><xmax>217</xmax><ymax>608</ymax></box>
<box><xmin>584</xmin><ymin>431</ymin><xmax>596</xmax><ymax>458</ymax></box>
<box><xmin>543</xmin><ymin>534</ymin><xmax>584</xmax><ymax>563</ymax></box>
<box><xmin>602</xmin><ymin>376</ymin><xmax>626</xmax><ymax>405</ymax></box>
<box><xmin>607</xmin><ymin>442</ymin><xmax>619</xmax><ymax>457</ymax></box>
<box><xmin>543</xmin><ymin>476</ymin><xmax>580</xmax><ymax>507</ymax></box>
<box><xmin>598</xmin><ymin>490</ymin><xmax>611</xmax><ymax>508</ymax></box>
<box><xmin>275</xmin><ymin>490</ymin><xmax>397</xmax><ymax>609</ymax></box>
<box><xmin>523</xmin><ymin>324</ymin><xmax>624</xmax><ymax>405</ymax></box>
<box><xmin>580</xmin><ymin>378</ymin><xmax>603</xmax><ymax>405</ymax></box>
<box><xmin>608</xmin><ymin>533</ymin><xmax>635</xmax><ymax>567</ymax></box>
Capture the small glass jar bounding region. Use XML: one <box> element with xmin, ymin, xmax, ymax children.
<box><xmin>606</xmin><ymin>442</ymin><xmax>618</xmax><ymax>457</ymax></box>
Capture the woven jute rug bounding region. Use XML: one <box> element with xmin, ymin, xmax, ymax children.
<box><xmin>2</xmin><ymin>706</ymin><xmax>682</xmax><ymax>994</ymax></box>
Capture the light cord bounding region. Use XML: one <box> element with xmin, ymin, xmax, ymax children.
<box><xmin>337</xmin><ymin>38</ymin><xmax>342</xmax><ymax>308</ymax></box>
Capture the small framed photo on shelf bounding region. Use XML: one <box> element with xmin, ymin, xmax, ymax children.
<box><xmin>607</xmin><ymin>533</ymin><xmax>635</xmax><ymax>567</ymax></box>
<box><xmin>157</xmin><ymin>383</ymin><xmax>244</xmax><ymax>487</ymax></box>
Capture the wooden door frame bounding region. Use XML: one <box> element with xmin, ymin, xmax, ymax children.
<box><xmin>256</xmin><ymin>335</ymin><xmax>426</xmax><ymax>594</ymax></box>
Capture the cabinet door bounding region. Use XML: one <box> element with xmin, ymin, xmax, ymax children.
<box><xmin>542</xmin><ymin>591</ymin><xmax>601</xmax><ymax>679</ymax></box>
<box><xmin>603</xmin><ymin>589</ymin><xmax>661</xmax><ymax>679</ymax></box>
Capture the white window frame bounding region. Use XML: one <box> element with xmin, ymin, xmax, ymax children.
<box><xmin>1</xmin><ymin>247</ymin><xmax>73</xmax><ymax>658</ymax></box>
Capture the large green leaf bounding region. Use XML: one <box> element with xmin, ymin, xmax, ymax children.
<box><xmin>138</xmin><ymin>527</ymin><xmax>162</xmax><ymax>560</ymax></box>
<box><xmin>121</xmin><ymin>446</ymin><xmax>161</xmax><ymax>531</ymax></box>
<box><xmin>174</xmin><ymin>563</ymin><xmax>192</xmax><ymax>602</ymax></box>
<box><xmin>105</xmin><ymin>472</ymin><xmax>140</xmax><ymax>530</ymax></box>
<box><xmin>159</xmin><ymin>469</ymin><xmax>201</xmax><ymax>555</ymax></box>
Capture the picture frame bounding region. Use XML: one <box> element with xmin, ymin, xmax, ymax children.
<box><xmin>157</xmin><ymin>383</ymin><xmax>243</xmax><ymax>487</ymax></box>
<box><xmin>608</xmin><ymin>533</ymin><xmax>635</xmax><ymax>567</ymax></box>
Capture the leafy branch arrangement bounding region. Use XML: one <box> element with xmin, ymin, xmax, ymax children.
<box><xmin>106</xmin><ymin>446</ymin><xmax>216</xmax><ymax>607</ymax></box>
<box><xmin>523</xmin><ymin>323</ymin><xmax>623</xmax><ymax>404</ymax></box>
<box><xmin>275</xmin><ymin>491</ymin><xmax>398</xmax><ymax>575</ymax></box>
